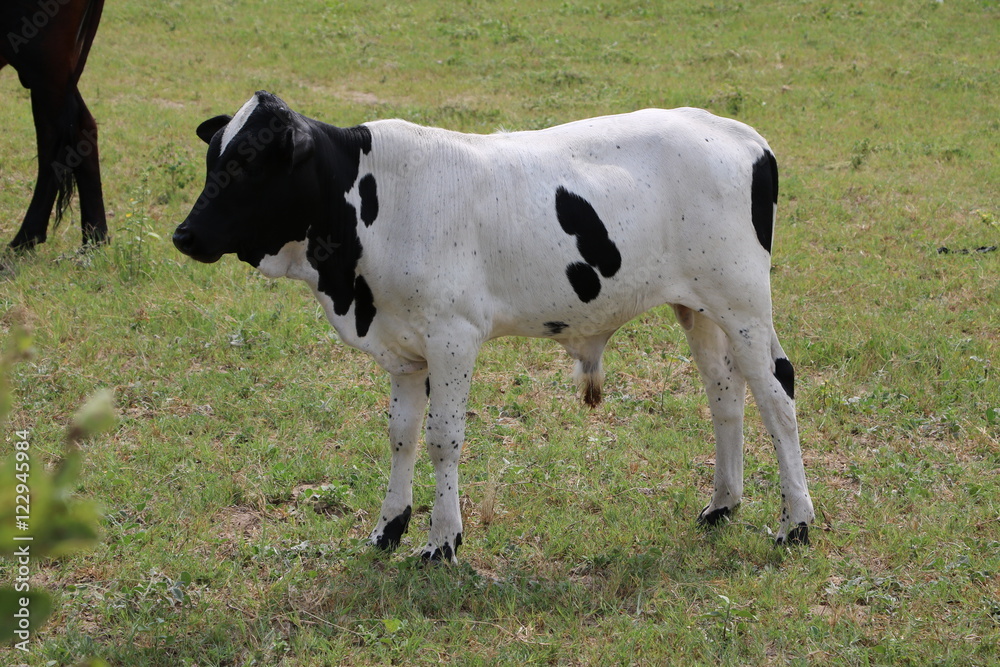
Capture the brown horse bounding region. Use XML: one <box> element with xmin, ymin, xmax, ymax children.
<box><xmin>1</xmin><ymin>0</ymin><xmax>107</xmax><ymax>250</ymax></box>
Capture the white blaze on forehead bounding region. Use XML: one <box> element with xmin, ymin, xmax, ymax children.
<box><xmin>219</xmin><ymin>95</ymin><xmax>260</xmax><ymax>156</ymax></box>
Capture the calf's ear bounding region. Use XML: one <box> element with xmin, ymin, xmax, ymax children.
<box><xmin>289</xmin><ymin>125</ymin><xmax>315</xmax><ymax>168</ymax></box>
<box><xmin>196</xmin><ymin>115</ymin><xmax>233</xmax><ymax>144</ymax></box>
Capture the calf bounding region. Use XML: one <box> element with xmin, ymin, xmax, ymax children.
<box><xmin>173</xmin><ymin>91</ymin><xmax>814</xmax><ymax>562</ymax></box>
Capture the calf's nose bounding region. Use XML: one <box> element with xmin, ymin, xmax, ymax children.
<box><xmin>172</xmin><ymin>226</ymin><xmax>194</xmax><ymax>254</ymax></box>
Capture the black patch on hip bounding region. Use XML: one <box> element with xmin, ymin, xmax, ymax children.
<box><xmin>566</xmin><ymin>262</ymin><xmax>602</xmax><ymax>303</ymax></box>
<box><xmin>555</xmin><ymin>186</ymin><xmax>622</xmax><ymax>277</ymax></box>
<box><xmin>359</xmin><ymin>173</ymin><xmax>378</xmax><ymax>227</ymax></box>
<box><xmin>773</xmin><ymin>357</ymin><xmax>795</xmax><ymax>400</ymax></box>
<box><xmin>750</xmin><ymin>150</ymin><xmax>778</xmax><ymax>254</ymax></box>
<box><xmin>555</xmin><ymin>186</ymin><xmax>622</xmax><ymax>302</ymax></box>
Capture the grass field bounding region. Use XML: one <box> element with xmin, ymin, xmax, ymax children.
<box><xmin>2</xmin><ymin>0</ymin><xmax>999</xmax><ymax>664</ymax></box>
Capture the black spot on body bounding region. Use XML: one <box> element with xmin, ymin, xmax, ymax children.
<box><xmin>566</xmin><ymin>262</ymin><xmax>601</xmax><ymax>302</ymax></box>
<box><xmin>359</xmin><ymin>173</ymin><xmax>378</xmax><ymax>226</ymax></box>
<box><xmin>425</xmin><ymin>377</ymin><xmax>431</xmax><ymax>397</ymax></box>
<box><xmin>773</xmin><ymin>357</ymin><xmax>795</xmax><ymax>400</ymax></box>
<box><xmin>750</xmin><ymin>150</ymin><xmax>778</xmax><ymax>253</ymax></box>
<box><xmin>353</xmin><ymin>275</ymin><xmax>377</xmax><ymax>337</ymax></box>
<box><xmin>306</xmin><ymin>124</ymin><xmax>374</xmax><ymax>316</ymax></box>
<box><xmin>374</xmin><ymin>505</ymin><xmax>411</xmax><ymax>551</ymax></box>
<box><xmin>309</xmin><ymin>212</ymin><xmax>360</xmax><ymax>316</ymax></box>
<box><xmin>555</xmin><ymin>187</ymin><xmax>622</xmax><ymax>278</ymax></box>
<box><xmin>544</xmin><ymin>321</ymin><xmax>569</xmax><ymax>335</ymax></box>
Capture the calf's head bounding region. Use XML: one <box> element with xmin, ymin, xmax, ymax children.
<box><xmin>172</xmin><ymin>91</ymin><xmax>318</xmax><ymax>267</ymax></box>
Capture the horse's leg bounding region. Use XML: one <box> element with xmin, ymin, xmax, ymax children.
<box><xmin>10</xmin><ymin>87</ymin><xmax>63</xmax><ymax>250</ymax></box>
<box><xmin>71</xmin><ymin>88</ymin><xmax>107</xmax><ymax>247</ymax></box>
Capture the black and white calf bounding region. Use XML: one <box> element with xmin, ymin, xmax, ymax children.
<box><xmin>173</xmin><ymin>91</ymin><xmax>814</xmax><ymax>561</ymax></box>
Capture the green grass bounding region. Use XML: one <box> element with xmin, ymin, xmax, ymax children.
<box><xmin>2</xmin><ymin>0</ymin><xmax>999</xmax><ymax>664</ymax></box>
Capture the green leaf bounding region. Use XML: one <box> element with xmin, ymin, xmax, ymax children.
<box><xmin>382</xmin><ymin>618</ymin><xmax>405</xmax><ymax>634</ymax></box>
<box><xmin>43</xmin><ymin>515</ymin><xmax>101</xmax><ymax>557</ymax></box>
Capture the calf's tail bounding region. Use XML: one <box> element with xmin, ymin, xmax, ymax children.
<box><xmin>574</xmin><ymin>358</ymin><xmax>604</xmax><ymax>408</ymax></box>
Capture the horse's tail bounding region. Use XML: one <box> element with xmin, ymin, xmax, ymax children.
<box><xmin>71</xmin><ymin>0</ymin><xmax>105</xmax><ymax>85</ymax></box>
<box><xmin>54</xmin><ymin>0</ymin><xmax>104</xmax><ymax>227</ymax></box>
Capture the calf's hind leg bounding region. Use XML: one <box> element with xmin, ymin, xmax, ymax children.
<box><xmin>675</xmin><ymin>305</ymin><xmax>813</xmax><ymax>544</ymax></box>
<box><xmin>724</xmin><ymin>319</ymin><xmax>813</xmax><ymax>544</ymax></box>
<box><xmin>674</xmin><ymin>305</ymin><xmax>748</xmax><ymax>526</ymax></box>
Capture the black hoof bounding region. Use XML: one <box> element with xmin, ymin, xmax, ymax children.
<box><xmin>82</xmin><ymin>228</ymin><xmax>110</xmax><ymax>250</ymax></box>
<box><xmin>697</xmin><ymin>505</ymin><xmax>734</xmax><ymax>527</ymax></box>
<box><xmin>776</xmin><ymin>522</ymin><xmax>810</xmax><ymax>546</ymax></box>
<box><xmin>80</xmin><ymin>237</ymin><xmax>110</xmax><ymax>254</ymax></box>
<box><xmin>420</xmin><ymin>548</ymin><xmax>447</xmax><ymax>563</ymax></box>
<box><xmin>420</xmin><ymin>533</ymin><xmax>461</xmax><ymax>563</ymax></box>
<box><xmin>9</xmin><ymin>236</ymin><xmax>42</xmax><ymax>253</ymax></box>
<box><xmin>372</xmin><ymin>506</ymin><xmax>412</xmax><ymax>551</ymax></box>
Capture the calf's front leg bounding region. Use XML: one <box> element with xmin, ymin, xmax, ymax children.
<box><xmin>420</xmin><ymin>344</ymin><xmax>478</xmax><ymax>563</ymax></box>
<box><xmin>369</xmin><ymin>370</ymin><xmax>429</xmax><ymax>551</ymax></box>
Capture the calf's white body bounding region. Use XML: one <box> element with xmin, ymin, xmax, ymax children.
<box><xmin>174</xmin><ymin>93</ymin><xmax>814</xmax><ymax>561</ymax></box>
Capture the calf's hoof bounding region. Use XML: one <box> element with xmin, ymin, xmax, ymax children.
<box><xmin>697</xmin><ymin>504</ymin><xmax>735</xmax><ymax>527</ymax></box>
<box><xmin>419</xmin><ymin>533</ymin><xmax>462</xmax><ymax>564</ymax></box>
<box><xmin>775</xmin><ymin>522</ymin><xmax>810</xmax><ymax>546</ymax></box>
<box><xmin>369</xmin><ymin>506</ymin><xmax>412</xmax><ymax>552</ymax></box>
